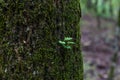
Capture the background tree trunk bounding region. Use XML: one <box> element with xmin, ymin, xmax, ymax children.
<box><xmin>0</xmin><ymin>0</ymin><xmax>83</xmax><ymax>80</ymax></box>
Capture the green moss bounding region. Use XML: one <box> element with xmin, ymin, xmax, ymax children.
<box><xmin>0</xmin><ymin>0</ymin><xmax>83</xmax><ymax>80</ymax></box>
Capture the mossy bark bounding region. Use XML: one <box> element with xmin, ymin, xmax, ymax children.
<box><xmin>0</xmin><ymin>0</ymin><xmax>83</xmax><ymax>80</ymax></box>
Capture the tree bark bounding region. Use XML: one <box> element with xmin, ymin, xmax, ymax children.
<box><xmin>0</xmin><ymin>0</ymin><xmax>83</xmax><ymax>80</ymax></box>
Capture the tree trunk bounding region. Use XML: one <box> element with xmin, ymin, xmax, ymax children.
<box><xmin>118</xmin><ymin>8</ymin><xmax>120</xmax><ymax>27</ymax></box>
<box><xmin>0</xmin><ymin>0</ymin><xmax>83</xmax><ymax>80</ymax></box>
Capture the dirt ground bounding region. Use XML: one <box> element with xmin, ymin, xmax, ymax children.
<box><xmin>81</xmin><ymin>14</ymin><xmax>120</xmax><ymax>80</ymax></box>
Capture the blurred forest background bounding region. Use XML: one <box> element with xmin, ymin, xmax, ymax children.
<box><xmin>81</xmin><ymin>0</ymin><xmax>120</xmax><ymax>80</ymax></box>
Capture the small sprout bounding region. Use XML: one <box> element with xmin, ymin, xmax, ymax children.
<box><xmin>64</xmin><ymin>46</ymin><xmax>71</xmax><ymax>49</ymax></box>
<box><xmin>59</xmin><ymin>37</ymin><xmax>75</xmax><ymax>49</ymax></box>
<box><xmin>64</xmin><ymin>37</ymin><xmax>73</xmax><ymax>41</ymax></box>
<box><xmin>59</xmin><ymin>41</ymin><xmax>66</xmax><ymax>45</ymax></box>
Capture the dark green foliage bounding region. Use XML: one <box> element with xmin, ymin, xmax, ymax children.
<box><xmin>0</xmin><ymin>0</ymin><xmax>83</xmax><ymax>80</ymax></box>
<box><xmin>81</xmin><ymin>0</ymin><xmax>120</xmax><ymax>19</ymax></box>
<box><xmin>118</xmin><ymin>8</ymin><xmax>120</xmax><ymax>27</ymax></box>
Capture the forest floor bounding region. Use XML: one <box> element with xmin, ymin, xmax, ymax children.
<box><xmin>81</xmin><ymin>14</ymin><xmax>120</xmax><ymax>80</ymax></box>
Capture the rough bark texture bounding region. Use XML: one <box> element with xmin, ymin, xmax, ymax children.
<box><xmin>0</xmin><ymin>0</ymin><xmax>83</xmax><ymax>80</ymax></box>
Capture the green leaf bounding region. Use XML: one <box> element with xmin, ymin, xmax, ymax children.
<box><xmin>64</xmin><ymin>37</ymin><xmax>73</xmax><ymax>41</ymax></box>
<box><xmin>59</xmin><ymin>41</ymin><xmax>66</xmax><ymax>45</ymax></box>
<box><xmin>64</xmin><ymin>46</ymin><xmax>71</xmax><ymax>49</ymax></box>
